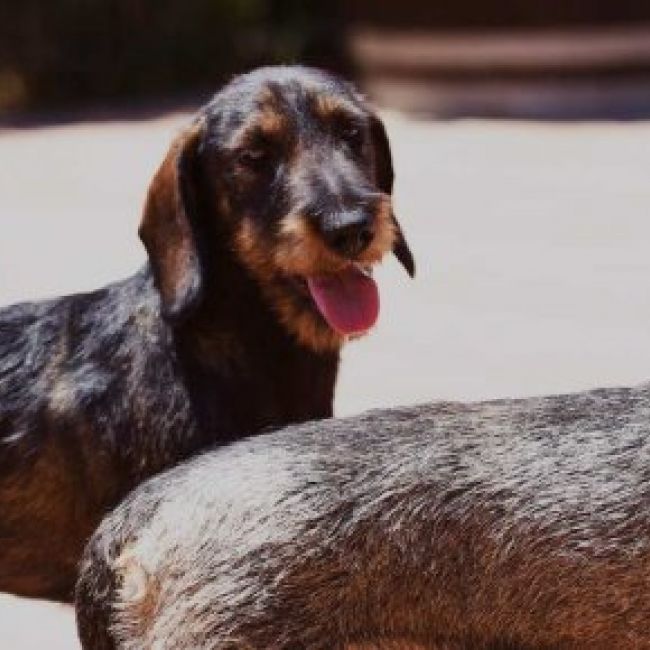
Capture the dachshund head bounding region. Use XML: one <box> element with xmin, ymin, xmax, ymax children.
<box><xmin>139</xmin><ymin>66</ymin><xmax>414</xmax><ymax>352</ymax></box>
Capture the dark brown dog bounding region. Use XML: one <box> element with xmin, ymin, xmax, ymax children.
<box><xmin>0</xmin><ymin>66</ymin><xmax>414</xmax><ymax>600</ymax></box>
<box><xmin>77</xmin><ymin>381</ymin><xmax>650</xmax><ymax>649</ymax></box>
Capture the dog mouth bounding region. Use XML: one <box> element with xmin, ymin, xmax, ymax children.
<box><xmin>292</xmin><ymin>264</ymin><xmax>379</xmax><ymax>336</ymax></box>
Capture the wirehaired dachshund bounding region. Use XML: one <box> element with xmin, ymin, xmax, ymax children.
<box><xmin>0</xmin><ymin>66</ymin><xmax>414</xmax><ymax>600</ymax></box>
<box><xmin>77</xmin><ymin>381</ymin><xmax>650</xmax><ymax>650</ymax></box>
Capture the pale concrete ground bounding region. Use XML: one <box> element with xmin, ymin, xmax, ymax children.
<box><xmin>2</xmin><ymin>111</ymin><xmax>650</xmax><ymax>647</ymax></box>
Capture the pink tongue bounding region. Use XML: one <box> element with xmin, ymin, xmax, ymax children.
<box><xmin>306</xmin><ymin>267</ymin><xmax>379</xmax><ymax>335</ymax></box>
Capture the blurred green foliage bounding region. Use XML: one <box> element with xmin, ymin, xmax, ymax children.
<box><xmin>0</xmin><ymin>0</ymin><xmax>348</xmax><ymax>114</ymax></box>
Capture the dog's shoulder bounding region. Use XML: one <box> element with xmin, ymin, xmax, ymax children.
<box><xmin>0</xmin><ymin>297</ymin><xmax>63</xmax><ymax>406</ymax></box>
<box><xmin>0</xmin><ymin>268</ymin><xmax>167</xmax><ymax>444</ymax></box>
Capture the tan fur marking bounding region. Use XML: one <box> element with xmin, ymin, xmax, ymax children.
<box><xmin>275</xmin><ymin>215</ymin><xmax>347</xmax><ymax>277</ymax></box>
<box><xmin>233</xmin><ymin>194</ymin><xmax>396</xmax><ymax>353</ymax></box>
<box><xmin>113</xmin><ymin>548</ymin><xmax>161</xmax><ymax>642</ymax></box>
<box><xmin>256</xmin><ymin>108</ymin><xmax>286</xmax><ymax>136</ymax></box>
<box><xmin>314</xmin><ymin>93</ymin><xmax>348</xmax><ymax>121</ymax></box>
<box><xmin>234</xmin><ymin>219</ymin><xmax>343</xmax><ymax>352</ymax></box>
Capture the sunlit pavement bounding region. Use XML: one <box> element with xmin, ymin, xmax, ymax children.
<box><xmin>2</xmin><ymin>110</ymin><xmax>650</xmax><ymax>647</ymax></box>
<box><xmin>0</xmin><ymin>593</ymin><xmax>76</xmax><ymax>649</ymax></box>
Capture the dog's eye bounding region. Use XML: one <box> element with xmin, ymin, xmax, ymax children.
<box><xmin>236</xmin><ymin>148</ymin><xmax>271</xmax><ymax>171</ymax></box>
<box><xmin>340</xmin><ymin>124</ymin><xmax>364</xmax><ymax>154</ymax></box>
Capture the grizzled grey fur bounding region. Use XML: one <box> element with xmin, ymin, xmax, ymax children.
<box><xmin>1</xmin><ymin>65</ymin><xmax>417</xmax><ymax>599</ymax></box>
<box><xmin>76</xmin><ymin>381</ymin><xmax>650</xmax><ymax>649</ymax></box>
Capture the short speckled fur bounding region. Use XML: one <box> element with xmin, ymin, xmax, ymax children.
<box><xmin>0</xmin><ymin>66</ymin><xmax>413</xmax><ymax>600</ymax></box>
<box><xmin>77</xmin><ymin>381</ymin><xmax>650</xmax><ymax>649</ymax></box>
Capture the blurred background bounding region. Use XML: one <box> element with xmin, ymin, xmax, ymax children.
<box><xmin>2</xmin><ymin>3</ymin><xmax>650</xmax><ymax>646</ymax></box>
<box><xmin>3</xmin><ymin>1</ymin><xmax>650</xmax><ymax>120</ymax></box>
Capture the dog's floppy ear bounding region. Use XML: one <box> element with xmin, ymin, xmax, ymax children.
<box><xmin>139</xmin><ymin>119</ymin><xmax>206</xmax><ymax>322</ymax></box>
<box><xmin>369</xmin><ymin>114</ymin><xmax>415</xmax><ymax>278</ymax></box>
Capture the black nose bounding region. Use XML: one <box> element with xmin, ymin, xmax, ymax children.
<box><xmin>319</xmin><ymin>209</ymin><xmax>374</xmax><ymax>258</ymax></box>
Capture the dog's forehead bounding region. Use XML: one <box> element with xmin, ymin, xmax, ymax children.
<box><xmin>203</xmin><ymin>68</ymin><xmax>367</xmax><ymax>146</ymax></box>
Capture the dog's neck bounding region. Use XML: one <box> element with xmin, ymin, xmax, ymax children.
<box><xmin>146</xmin><ymin>258</ymin><xmax>339</xmax><ymax>438</ymax></box>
